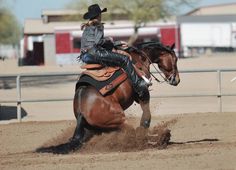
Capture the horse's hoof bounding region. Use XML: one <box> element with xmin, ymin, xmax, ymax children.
<box><xmin>141</xmin><ymin>119</ymin><xmax>150</xmax><ymax>128</ymax></box>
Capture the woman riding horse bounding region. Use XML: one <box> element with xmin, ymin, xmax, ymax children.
<box><xmin>74</xmin><ymin>3</ymin><xmax>179</xmax><ymax>151</ymax></box>
<box><xmin>37</xmin><ymin>4</ymin><xmax>180</xmax><ymax>154</ymax></box>
<box><xmin>68</xmin><ymin>44</ymin><xmax>180</xmax><ymax>152</ymax></box>
<box><xmin>37</xmin><ymin>42</ymin><xmax>180</xmax><ymax>154</ymax></box>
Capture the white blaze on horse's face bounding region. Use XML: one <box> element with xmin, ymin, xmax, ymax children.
<box><xmin>158</xmin><ymin>51</ymin><xmax>180</xmax><ymax>86</ymax></box>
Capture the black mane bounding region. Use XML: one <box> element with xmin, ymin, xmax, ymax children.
<box><xmin>136</xmin><ymin>41</ymin><xmax>172</xmax><ymax>53</ymax></box>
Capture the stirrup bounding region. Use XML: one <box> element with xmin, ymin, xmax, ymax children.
<box><xmin>141</xmin><ymin>76</ymin><xmax>152</xmax><ymax>86</ymax></box>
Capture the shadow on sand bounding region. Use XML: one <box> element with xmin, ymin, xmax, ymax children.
<box><xmin>0</xmin><ymin>105</ymin><xmax>27</xmax><ymax>120</ymax></box>
<box><xmin>169</xmin><ymin>138</ymin><xmax>219</xmax><ymax>145</ymax></box>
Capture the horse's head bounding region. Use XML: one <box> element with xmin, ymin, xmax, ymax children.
<box><xmin>137</xmin><ymin>42</ymin><xmax>180</xmax><ymax>86</ymax></box>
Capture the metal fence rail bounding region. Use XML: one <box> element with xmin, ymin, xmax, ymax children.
<box><xmin>0</xmin><ymin>69</ymin><xmax>236</xmax><ymax>122</ymax></box>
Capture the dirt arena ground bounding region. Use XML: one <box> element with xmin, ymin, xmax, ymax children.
<box><xmin>0</xmin><ymin>112</ymin><xmax>236</xmax><ymax>170</ymax></box>
<box><xmin>0</xmin><ymin>55</ymin><xmax>236</xmax><ymax>169</ymax></box>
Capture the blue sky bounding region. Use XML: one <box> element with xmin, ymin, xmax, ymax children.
<box><xmin>6</xmin><ymin>0</ymin><xmax>72</xmax><ymax>24</ymax></box>
<box><xmin>4</xmin><ymin>0</ymin><xmax>236</xmax><ymax>25</ymax></box>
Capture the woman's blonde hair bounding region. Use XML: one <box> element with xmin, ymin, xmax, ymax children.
<box><xmin>81</xmin><ymin>19</ymin><xmax>102</xmax><ymax>30</ymax></box>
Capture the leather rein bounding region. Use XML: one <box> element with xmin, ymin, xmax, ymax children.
<box><xmin>135</xmin><ymin>43</ymin><xmax>176</xmax><ymax>84</ymax></box>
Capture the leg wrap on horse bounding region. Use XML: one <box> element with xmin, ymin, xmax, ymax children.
<box><xmin>89</xmin><ymin>47</ymin><xmax>149</xmax><ymax>100</ymax></box>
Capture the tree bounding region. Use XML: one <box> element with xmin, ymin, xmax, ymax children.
<box><xmin>68</xmin><ymin>0</ymin><xmax>196</xmax><ymax>45</ymax></box>
<box><xmin>0</xmin><ymin>0</ymin><xmax>21</xmax><ymax>45</ymax></box>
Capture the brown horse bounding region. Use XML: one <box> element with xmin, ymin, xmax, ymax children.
<box><xmin>37</xmin><ymin>42</ymin><xmax>180</xmax><ymax>154</ymax></box>
<box><xmin>71</xmin><ymin>42</ymin><xmax>180</xmax><ymax>145</ymax></box>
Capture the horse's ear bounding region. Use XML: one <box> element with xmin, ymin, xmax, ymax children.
<box><xmin>171</xmin><ymin>43</ymin><xmax>175</xmax><ymax>50</ymax></box>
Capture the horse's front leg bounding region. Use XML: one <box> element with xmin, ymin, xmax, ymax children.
<box><xmin>139</xmin><ymin>90</ymin><xmax>151</xmax><ymax>128</ymax></box>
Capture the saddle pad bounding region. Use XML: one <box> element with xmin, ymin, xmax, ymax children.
<box><xmin>76</xmin><ymin>69</ymin><xmax>127</xmax><ymax>96</ymax></box>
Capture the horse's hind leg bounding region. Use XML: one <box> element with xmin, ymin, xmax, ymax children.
<box><xmin>36</xmin><ymin>113</ymin><xmax>86</xmax><ymax>154</ymax></box>
<box><xmin>71</xmin><ymin>112</ymin><xmax>96</xmax><ymax>143</ymax></box>
<box><xmin>85</xmin><ymin>101</ymin><xmax>126</xmax><ymax>129</ymax></box>
<box><xmin>71</xmin><ymin>113</ymin><xmax>85</xmax><ymax>140</ymax></box>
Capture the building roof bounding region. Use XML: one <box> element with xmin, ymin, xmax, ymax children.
<box><xmin>185</xmin><ymin>3</ymin><xmax>236</xmax><ymax>16</ymax></box>
<box><xmin>41</xmin><ymin>9</ymin><xmax>82</xmax><ymax>16</ymax></box>
<box><xmin>177</xmin><ymin>14</ymin><xmax>236</xmax><ymax>24</ymax></box>
<box><xmin>24</xmin><ymin>19</ymin><xmax>82</xmax><ymax>34</ymax></box>
<box><xmin>41</xmin><ymin>9</ymin><xmax>125</xmax><ymax>16</ymax></box>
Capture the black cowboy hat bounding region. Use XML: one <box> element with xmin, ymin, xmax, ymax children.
<box><xmin>83</xmin><ymin>4</ymin><xmax>107</xmax><ymax>20</ymax></box>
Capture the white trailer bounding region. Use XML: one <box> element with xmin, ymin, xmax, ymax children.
<box><xmin>181</xmin><ymin>23</ymin><xmax>236</xmax><ymax>56</ymax></box>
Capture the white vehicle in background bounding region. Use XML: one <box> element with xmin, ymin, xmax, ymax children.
<box><xmin>181</xmin><ymin>23</ymin><xmax>236</xmax><ymax>56</ymax></box>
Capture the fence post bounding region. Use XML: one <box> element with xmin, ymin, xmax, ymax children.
<box><xmin>16</xmin><ymin>75</ymin><xmax>22</xmax><ymax>122</ymax></box>
<box><xmin>217</xmin><ymin>70</ymin><xmax>222</xmax><ymax>112</ymax></box>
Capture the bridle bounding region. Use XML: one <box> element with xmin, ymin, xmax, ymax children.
<box><xmin>137</xmin><ymin>43</ymin><xmax>177</xmax><ymax>84</ymax></box>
